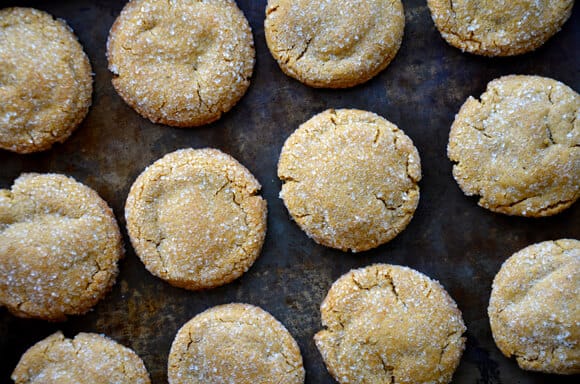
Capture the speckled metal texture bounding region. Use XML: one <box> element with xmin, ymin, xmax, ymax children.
<box><xmin>1</xmin><ymin>1</ymin><xmax>578</xmax><ymax>383</ymax></box>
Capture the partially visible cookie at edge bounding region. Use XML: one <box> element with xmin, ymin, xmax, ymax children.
<box><xmin>12</xmin><ymin>332</ymin><xmax>151</xmax><ymax>383</ymax></box>
<box><xmin>448</xmin><ymin>75</ymin><xmax>580</xmax><ymax>217</ymax></box>
<box><xmin>125</xmin><ymin>148</ymin><xmax>267</xmax><ymax>290</ymax></box>
<box><xmin>314</xmin><ymin>264</ymin><xmax>466</xmax><ymax>384</ymax></box>
<box><xmin>107</xmin><ymin>0</ymin><xmax>255</xmax><ymax>127</ymax></box>
<box><xmin>278</xmin><ymin>109</ymin><xmax>421</xmax><ymax>252</ymax></box>
<box><xmin>168</xmin><ymin>303</ymin><xmax>305</xmax><ymax>384</ymax></box>
<box><xmin>0</xmin><ymin>173</ymin><xmax>123</xmax><ymax>321</ymax></box>
<box><xmin>427</xmin><ymin>0</ymin><xmax>575</xmax><ymax>56</ymax></box>
<box><xmin>488</xmin><ymin>239</ymin><xmax>580</xmax><ymax>374</ymax></box>
<box><xmin>0</xmin><ymin>7</ymin><xmax>93</xmax><ymax>153</ymax></box>
<box><xmin>265</xmin><ymin>0</ymin><xmax>404</xmax><ymax>88</ymax></box>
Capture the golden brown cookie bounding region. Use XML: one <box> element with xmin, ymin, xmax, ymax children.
<box><xmin>488</xmin><ymin>239</ymin><xmax>580</xmax><ymax>374</ymax></box>
<box><xmin>12</xmin><ymin>332</ymin><xmax>151</xmax><ymax>383</ymax></box>
<box><xmin>107</xmin><ymin>0</ymin><xmax>255</xmax><ymax>127</ymax></box>
<box><xmin>278</xmin><ymin>109</ymin><xmax>421</xmax><ymax>252</ymax></box>
<box><xmin>0</xmin><ymin>173</ymin><xmax>123</xmax><ymax>321</ymax></box>
<box><xmin>314</xmin><ymin>264</ymin><xmax>466</xmax><ymax>384</ymax></box>
<box><xmin>264</xmin><ymin>0</ymin><xmax>404</xmax><ymax>88</ymax></box>
<box><xmin>125</xmin><ymin>148</ymin><xmax>267</xmax><ymax>290</ymax></box>
<box><xmin>427</xmin><ymin>0</ymin><xmax>575</xmax><ymax>56</ymax></box>
<box><xmin>168</xmin><ymin>303</ymin><xmax>304</xmax><ymax>384</ymax></box>
<box><xmin>448</xmin><ymin>75</ymin><xmax>579</xmax><ymax>217</ymax></box>
<box><xmin>0</xmin><ymin>7</ymin><xmax>92</xmax><ymax>153</ymax></box>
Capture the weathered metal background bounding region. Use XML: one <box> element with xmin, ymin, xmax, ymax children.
<box><xmin>1</xmin><ymin>1</ymin><xmax>578</xmax><ymax>383</ymax></box>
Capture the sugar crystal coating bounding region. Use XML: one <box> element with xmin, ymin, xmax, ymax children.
<box><xmin>489</xmin><ymin>239</ymin><xmax>580</xmax><ymax>374</ymax></box>
<box><xmin>125</xmin><ymin>148</ymin><xmax>267</xmax><ymax>290</ymax></box>
<box><xmin>168</xmin><ymin>303</ymin><xmax>305</xmax><ymax>384</ymax></box>
<box><xmin>427</xmin><ymin>0</ymin><xmax>574</xmax><ymax>56</ymax></box>
<box><xmin>278</xmin><ymin>109</ymin><xmax>421</xmax><ymax>252</ymax></box>
<box><xmin>315</xmin><ymin>264</ymin><xmax>466</xmax><ymax>384</ymax></box>
<box><xmin>12</xmin><ymin>332</ymin><xmax>150</xmax><ymax>383</ymax></box>
<box><xmin>448</xmin><ymin>75</ymin><xmax>579</xmax><ymax>217</ymax></box>
<box><xmin>107</xmin><ymin>0</ymin><xmax>255</xmax><ymax>127</ymax></box>
<box><xmin>265</xmin><ymin>0</ymin><xmax>404</xmax><ymax>88</ymax></box>
<box><xmin>0</xmin><ymin>173</ymin><xmax>123</xmax><ymax>321</ymax></box>
<box><xmin>0</xmin><ymin>7</ymin><xmax>92</xmax><ymax>153</ymax></box>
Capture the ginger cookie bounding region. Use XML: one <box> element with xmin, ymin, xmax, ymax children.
<box><xmin>427</xmin><ymin>0</ymin><xmax>575</xmax><ymax>56</ymax></box>
<box><xmin>448</xmin><ymin>75</ymin><xmax>579</xmax><ymax>217</ymax></box>
<box><xmin>0</xmin><ymin>7</ymin><xmax>92</xmax><ymax>153</ymax></box>
<box><xmin>278</xmin><ymin>109</ymin><xmax>421</xmax><ymax>252</ymax></box>
<box><xmin>107</xmin><ymin>0</ymin><xmax>255</xmax><ymax>127</ymax></box>
<box><xmin>488</xmin><ymin>239</ymin><xmax>580</xmax><ymax>374</ymax></box>
<box><xmin>168</xmin><ymin>303</ymin><xmax>304</xmax><ymax>384</ymax></box>
<box><xmin>125</xmin><ymin>148</ymin><xmax>267</xmax><ymax>290</ymax></box>
<box><xmin>314</xmin><ymin>264</ymin><xmax>466</xmax><ymax>384</ymax></box>
<box><xmin>265</xmin><ymin>0</ymin><xmax>404</xmax><ymax>88</ymax></box>
<box><xmin>0</xmin><ymin>173</ymin><xmax>123</xmax><ymax>321</ymax></box>
<box><xmin>12</xmin><ymin>332</ymin><xmax>150</xmax><ymax>383</ymax></box>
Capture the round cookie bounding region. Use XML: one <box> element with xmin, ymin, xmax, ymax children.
<box><xmin>278</xmin><ymin>109</ymin><xmax>421</xmax><ymax>252</ymax></box>
<box><xmin>0</xmin><ymin>7</ymin><xmax>92</xmax><ymax>153</ymax></box>
<box><xmin>0</xmin><ymin>173</ymin><xmax>123</xmax><ymax>321</ymax></box>
<box><xmin>314</xmin><ymin>264</ymin><xmax>466</xmax><ymax>384</ymax></box>
<box><xmin>427</xmin><ymin>0</ymin><xmax>575</xmax><ymax>56</ymax></box>
<box><xmin>168</xmin><ymin>303</ymin><xmax>305</xmax><ymax>384</ymax></box>
<box><xmin>265</xmin><ymin>0</ymin><xmax>404</xmax><ymax>88</ymax></box>
<box><xmin>448</xmin><ymin>75</ymin><xmax>579</xmax><ymax>217</ymax></box>
<box><xmin>125</xmin><ymin>148</ymin><xmax>267</xmax><ymax>290</ymax></box>
<box><xmin>12</xmin><ymin>332</ymin><xmax>150</xmax><ymax>383</ymax></box>
<box><xmin>488</xmin><ymin>239</ymin><xmax>580</xmax><ymax>374</ymax></box>
<box><xmin>107</xmin><ymin>0</ymin><xmax>255</xmax><ymax>127</ymax></box>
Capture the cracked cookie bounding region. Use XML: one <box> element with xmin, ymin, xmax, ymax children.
<box><xmin>448</xmin><ymin>75</ymin><xmax>579</xmax><ymax>217</ymax></box>
<box><xmin>0</xmin><ymin>7</ymin><xmax>92</xmax><ymax>153</ymax></box>
<box><xmin>12</xmin><ymin>331</ymin><xmax>150</xmax><ymax>383</ymax></box>
<box><xmin>315</xmin><ymin>264</ymin><xmax>466</xmax><ymax>384</ymax></box>
<box><xmin>125</xmin><ymin>148</ymin><xmax>267</xmax><ymax>290</ymax></box>
<box><xmin>264</xmin><ymin>0</ymin><xmax>404</xmax><ymax>88</ymax></box>
<box><xmin>427</xmin><ymin>0</ymin><xmax>574</xmax><ymax>56</ymax></box>
<box><xmin>278</xmin><ymin>109</ymin><xmax>421</xmax><ymax>252</ymax></box>
<box><xmin>106</xmin><ymin>0</ymin><xmax>254</xmax><ymax>127</ymax></box>
<box><xmin>168</xmin><ymin>303</ymin><xmax>304</xmax><ymax>383</ymax></box>
<box><xmin>0</xmin><ymin>173</ymin><xmax>123</xmax><ymax>321</ymax></box>
<box><xmin>488</xmin><ymin>239</ymin><xmax>580</xmax><ymax>374</ymax></box>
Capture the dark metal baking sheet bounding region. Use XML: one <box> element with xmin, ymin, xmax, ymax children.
<box><xmin>1</xmin><ymin>1</ymin><xmax>579</xmax><ymax>383</ymax></box>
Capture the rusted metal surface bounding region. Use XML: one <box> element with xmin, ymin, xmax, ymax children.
<box><xmin>0</xmin><ymin>1</ymin><xmax>578</xmax><ymax>383</ymax></box>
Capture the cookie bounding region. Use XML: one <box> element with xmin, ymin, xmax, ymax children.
<box><xmin>314</xmin><ymin>264</ymin><xmax>466</xmax><ymax>384</ymax></box>
<box><xmin>107</xmin><ymin>0</ymin><xmax>255</xmax><ymax>127</ymax></box>
<box><xmin>168</xmin><ymin>303</ymin><xmax>304</xmax><ymax>384</ymax></box>
<box><xmin>0</xmin><ymin>7</ymin><xmax>92</xmax><ymax>153</ymax></box>
<box><xmin>265</xmin><ymin>0</ymin><xmax>404</xmax><ymax>88</ymax></box>
<box><xmin>12</xmin><ymin>332</ymin><xmax>150</xmax><ymax>383</ymax></box>
<box><xmin>427</xmin><ymin>0</ymin><xmax>575</xmax><ymax>56</ymax></box>
<box><xmin>488</xmin><ymin>239</ymin><xmax>580</xmax><ymax>374</ymax></box>
<box><xmin>448</xmin><ymin>75</ymin><xmax>579</xmax><ymax>217</ymax></box>
<box><xmin>125</xmin><ymin>148</ymin><xmax>267</xmax><ymax>290</ymax></box>
<box><xmin>0</xmin><ymin>173</ymin><xmax>123</xmax><ymax>321</ymax></box>
<box><xmin>278</xmin><ymin>109</ymin><xmax>421</xmax><ymax>252</ymax></box>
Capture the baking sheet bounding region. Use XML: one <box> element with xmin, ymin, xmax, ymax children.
<box><xmin>1</xmin><ymin>0</ymin><xmax>579</xmax><ymax>383</ymax></box>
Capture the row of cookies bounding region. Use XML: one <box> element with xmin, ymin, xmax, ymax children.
<box><xmin>2</xmin><ymin>0</ymin><xmax>576</xmax><ymax>152</ymax></box>
<box><xmin>4</xmin><ymin>69</ymin><xmax>576</xmax><ymax>319</ymax></box>
<box><xmin>11</xmin><ymin>241</ymin><xmax>579</xmax><ymax>383</ymax></box>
